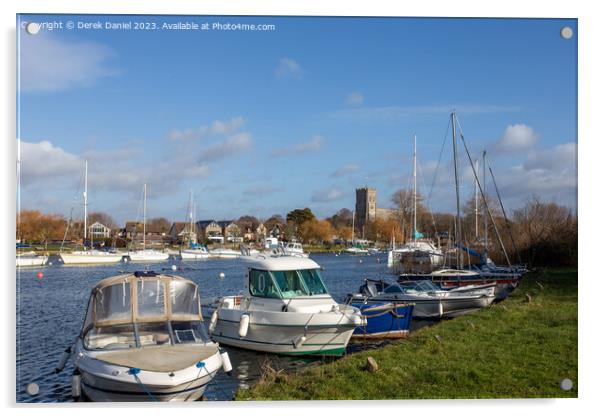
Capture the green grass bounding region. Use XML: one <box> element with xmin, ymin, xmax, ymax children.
<box><xmin>236</xmin><ymin>268</ymin><xmax>578</xmax><ymax>400</ymax></box>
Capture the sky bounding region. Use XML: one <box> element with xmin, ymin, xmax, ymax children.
<box><xmin>16</xmin><ymin>14</ymin><xmax>577</xmax><ymax>226</ymax></box>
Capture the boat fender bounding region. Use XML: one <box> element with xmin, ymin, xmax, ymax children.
<box><xmin>55</xmin><ymin>346</ymin><xmax>71</xmax><ymax>373</ymax></box>
<box><xmin>438</xmin><ymin>301</ymin><xmax>444</xmax><ymax>317</ymax></box>
<box><xmin>220</xmin><ymin>348</ymin><xmax>233</xmax><ymax>375</ymax></box>
<box><xmin>238</xmin><ymin>314</ymin><xmax>250</xmax><ymax>338</ymax></box>
<box><xmin>209</xmin><ymin>310</ymin><xmax>219</xmax><ymax>334</ymax></box>
<box><xmin>71</xmin><ymin>372</ymin><xmax>81</xmax><ymax>398</ymax></box>
<box><xmin>293</xmin><ymin>335</ymin><xmax>307</xmax><ymax>349</ymax></box>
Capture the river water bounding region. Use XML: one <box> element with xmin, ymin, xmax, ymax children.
<box><xmin>16</xmin><ymin>252</ymin><xmax>398</xmax><ymax>402</ymax></box>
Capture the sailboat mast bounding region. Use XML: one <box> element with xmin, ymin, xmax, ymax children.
<box><xmin>351</xmin><ymin>210</ymin><xmax>355</xmax><ymax>244</ymax></box>
<box><xmin>483</xmin><ymin>151</ymin><xmax>488</xmax><ymax>254</ymax></box>
<box><xmin>413</xmin><ymin>133</ymin><xmax>417</xmax><ymax>241</ymax></box>
<box><xmin>451</xmin><ymin>112</ymin><xmax>462</xmax><ymax>268</ymax></box>
<box><xmin>143</xmin><ymin>183</ymin><xmax>147</xmax><ymax>250</ymax></box>
<box><xmin>475</xmin><ymin>159</ymin><xmax>479</xmax><ymax>240</ymax></box>
<box><xmin>84</xmin><ymin>160</ymin><xmax>88</xmax><ymax>244</ymax></box>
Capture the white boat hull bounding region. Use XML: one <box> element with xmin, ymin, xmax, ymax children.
<box><xmin>211</xmin><ymin>306</ymin><xmax>358</xmax><ymax>356</ymax></box>
<box><xmin>180</xmin><ymin>250</ymin><xmax>210</xmax><ymax>260</ymax></box>
<box><xmin>73</xmin><ymin>342</ymin><xmax>223</xmax><ymax>402</ymax></box>
<box><xmin>126</xmin><ymin>250</ymin><xmax>170</xmax><ymax>262</ymax></box>
<box><xmin>16</xmin><ymin>255</ymin><xmax>48</xmax><ymax>267</ymax></box>
<box><xmin>209</xmin><ymin>250</ymin><xmax>240</xmax><ymax>259</ymax></box>
<box><xmin>59</xmin><ymin>252</ymin><xmax>123</xmax><ymax>265</ymax></box>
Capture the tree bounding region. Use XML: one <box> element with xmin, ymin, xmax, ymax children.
<box><xmin>17</xmin><ymin>210</ymin><xmax>67</xmax><ymax>244</ymax></box>
<box><xmin>366</xmin><ymin>218</ymin><xmax>404</xmax><ymax>244</ymax></box>
<box><xmin>264</xmin><ymin>214</ymin><xmax>285</xmax><ymax>232</ymax></box>
<box><xmin>299</xmin><ymin>219</ymin><xmax>335</xmax><ymax>244</ymax></box>
<box><xmin>335</xmin><ymin>225</ymin><xmax>352</xmax><ymax>242</ymax></box>
<box><xmin>391</xmin><ymin>189</ymin><xmax>427</xmax><ymax>238</ymax></box>
<box><xmin>88</xmin><ymin>212</ymin><xmax>118</xmax><ymax>230</ymax></box>
<box><xmin>237</xmin><ymin>215</ymin><xmax>260</xmax><ymax>233</ymax></box>
<box><xmin>327</xmin><ymin>208</ymin><xmax>353</xmax><ymax>229</ymax></box>
<box><xmin>148</xmin><ymin>217</ymin><xmax>170</xmax><ymax>233</ymax></box>
<box><xmin>286</xmin><ymin>208</ymin><xmax>315</xmax><ymax>227</ymax></box>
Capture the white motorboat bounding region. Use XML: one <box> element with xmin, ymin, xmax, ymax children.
<box><xmin>344</xmin><ymin>246</ymin><xmax>369</xmax><ymax>255</ymax></box>
<box><xmin>126</xmin><ymin>184</ymin><xmax>169</xmax><ymax>263</ymax></box>
<box><xmin>205</xmin><ymin>255</ymin><xmax>363</xmax><ymax>356</ymax></box>
<box><xmin>16</xmin><ymin>251</ymin><xmax>48</xmax><ymax>267</ymax></box>
<box><xmin>65</xmin><ymin>271</ymin><xmax>231</xmax><ymax>401</ymax></box>
<box><xmin>280</xmin><ymin>242</ymin><xmax>309</xmax><ymax>258</ymax></box>
<box><xmin>209</xmin><ymin>248</ymin><xmax>241</xmax><ymax>259</ymax></box>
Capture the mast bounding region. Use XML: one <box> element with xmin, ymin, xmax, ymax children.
<box><xmin>84</xmin><ymin>160</ymin><xmax>88</xmax><ymax>248</ymax></box>
<box><xmin>142</xmin><ymin>183</ymin><xmax>147</xmax><ymax>250</ymax></box>
<box><xmin>451</xmin><ymin>112</ymin><xmax>462</xmax><ymax>269</ymax></box>
<box><xmin>189</xmin><ymin>189</ymin><xmax>194</xmax><ymax>245</ymax></box>
<box><xmin>413</xmin><ymin>133</ymin><xmax>417</xmax><ymax>241</ymax></box>
<box><xmin>351</xmin><ymin>210</ymin><xmax>355</xmax><ymax>244</ymax></box>
<box><xmin>483</xmin><ymin>151</ymin><xmax>488</xmax><ymax>255</ymax></box>
<box><xmin>475</xmin><ymin>159</ymin><xmax>479</xmax><ymax>240</ymax></box>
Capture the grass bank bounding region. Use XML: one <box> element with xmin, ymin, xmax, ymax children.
<box><xmin>236</xmin><ymin>268</ymin><xmax>578</xmax><ymax>400</ymax></box>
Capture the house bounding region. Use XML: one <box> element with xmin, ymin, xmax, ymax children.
<box><xmin>222</xmin><ymin>222</ymin><xmax>242</xmax><ymax>243</ymax></box>
<box><xmin>255</xmin><ymin>223</ymin><xmax>267</xmax><ymax>241</ymax></box>
<box><xmin>196</xmin><ymin>220</ymin><xmax>224</xmax><ymax>243</ymax></box>
<box><xmin>269</xmin><ymin>224</ymin><xmax>282</xmax><ymax>238</ymax></box>
<box><xmin>88</xmin><ymin>222</ymin><xmax>111</xmax><ymax>239</ymax></box>
<box><xmin>169</xmin><ymin>222</ymin><xmax>199</xmax><ymax>245</ymax></box>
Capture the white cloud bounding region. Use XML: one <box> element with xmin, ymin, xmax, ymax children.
<box><xmin>524</xmin><ymin>142</ymin><xmax>576</xmax><ymax>171</ymax></box>
<box><xmin>495</xmin><ymin>124</ymin><xmax>539</xmax><ymax>153</ymax></box>
<box><xmin>344</xmin><ymin>92</ymin><xmax>364</xmax><ymax>106</ymax></box>
<box><xmin>331</xmin><ymin>163</ymin><xmax>360</xmax><ymax>177</ymax></box>
<box><xmin>311</xmin><ymin>188</ymin><xmax>346</xmax><ymax>203</ymax></box>
<box><xmin>19</xmin><ymin>32</ymin><xmax>117</xmax><ymax>92</ymax></box>
<box><xmin>19</xmin><ymin>140</ymin><xmax>81</xmax><ymax>184</ymax></box>
<box><xmin>275</xmin><ymin>57</ymin><xmax>304</xmax><ymax>79</ymax></box>
<box><xmin>198</xmin><ymin>133</ymin><xmax>253</xmax><ymax>162</ymax></box>
<box><xmin>168</xmin><ymin>117</ymin><xmax>245</xmax><ymax>141</ymax></box>
<box><xmin>271</xmin><ymin>135</ymin><xmax>323</xmax><ymax>157</ymax></box>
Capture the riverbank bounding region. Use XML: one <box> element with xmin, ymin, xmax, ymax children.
<box><xmin>236</xmin><ymin>268</ymin><xmax>578</xmax><ymax>400</ymax></box>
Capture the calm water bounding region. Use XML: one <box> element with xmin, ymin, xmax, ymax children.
<box><xmin>16</xmin><ymin>252</ymin><xmax>397</xmax><ymax>402</ymax></box>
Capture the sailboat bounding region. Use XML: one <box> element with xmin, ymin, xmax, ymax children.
<box><xmin>126</xmin><ymin>184</ymin><xmax>170</xmax><ymax>262</ymax></box>
<box><xmin>387</xmin><ymin>134</ymin><xmax>443</xmax><ymax>270</ymax></box>
<box><xmin>180</xmin><ymin>190</ymin><xmax>210</xmax><ymax>260</ymax></box>
<box><xmin>59</xmin><ymin>161</ymin><xmax>123</xmax><ymax>265</ymax></box>
<box><xmin>344</xmin><ymin>210</ymin><xmax>368</xmax><ymax>254</ymax></box>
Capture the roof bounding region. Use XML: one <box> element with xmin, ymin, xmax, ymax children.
<box><xmin>241</xmin><ymin>255</ymin><xmax>320</xmax><ymax>271</ymax></box>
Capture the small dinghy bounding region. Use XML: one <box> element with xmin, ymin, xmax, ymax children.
<box><xmin>64</xmin><ymin>271</ymin><xmax>231</xmax><ymax>401</ymax></box>
<box><xmin>205</xmin><ymin>255</ymin><xmax>363</xmax><ymax>356</ymax></box>
<box><xmin>349</xmin><ymin>278</ymin><xmax>495</xmax><ymax>319</ymax></box>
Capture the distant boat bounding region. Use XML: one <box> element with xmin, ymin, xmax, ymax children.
<box><xmin>126</xmin><ymin>184</ymin><xmax>169</xmax><ymax>263</ymax></box>
<box><xmin>59</xmin><ymin>161</ymin><xmax>122</xmax><ymax>265</ymax></box>
<box><xmin>280</xmin><ymin>242</ymin><xmax>309</xmax><ymax>258</ymax></box>
<box><xmin>16</xmin><ymin>251</ymin><xmax>48</xmax><ymax>267</ymax></box>
<box><xmin>67</xmin><ymin>271</ymin><xmax>230</xmax><ymax>401</ymax></box>
<box><xmin>344</xmin><ymin>210</ymin><xmax>369</xmax><ymax>255</ymax></box>
<box><xmin>179</xmin><ymin>191</ymin><xmax>210</xmax><ymax>260</ymax></box>
<box><xmin>387</xmin><ymin>134</ymin><xmax>443</xmax><ymax>270</ymax></box>
<box><xmin>209</xmin><ymin>247</ymin><xmax>241</xmax><ymax>259</ymax></box>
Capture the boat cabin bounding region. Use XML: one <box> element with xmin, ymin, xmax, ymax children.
<box><xmin>80</xmin><ymin>271</ymin><xmax>210</xmax><ymax>351</ymax></box>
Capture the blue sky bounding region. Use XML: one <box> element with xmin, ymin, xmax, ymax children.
<box><xmin>17</xmin><ymin>15</ymin><xmax>577</xmax><ymax>225</ymax></box>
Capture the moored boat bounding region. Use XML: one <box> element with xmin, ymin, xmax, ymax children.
<box><xmin>66</xmin><ymin>271</ymin><xmax>230</xmax><ymax>401</ymax></box>
<box><xmin>348</xmin><ymin>300</ymin><xmax>414</xmax><ymax>339</ymax></box>
<box><xmin>205</xmin><ymin>255</ymin><xmax>362</xmax><ymax>356</ymax></box>
<box><xmin>350</xmin><ymin>278</ymin><xmax>495</xmax><ymax>319</ymax></box>
<box><xmin>16</xmin><ymin>251</ymin><xmax>48</xmax><ymax>267</ymax></box>
<box><xmin>209</xmin><ymin>247</ymin><xmax>241</xmax><ymax>259</ymax></box>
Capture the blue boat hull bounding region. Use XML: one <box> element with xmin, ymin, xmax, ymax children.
<box><xmin>351</xmin><ymin>301</ymin><xmax>414</xmax><ymax>339</ymax></box>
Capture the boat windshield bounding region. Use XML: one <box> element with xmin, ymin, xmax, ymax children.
<box><xmin>249</xmin><ymin>268</ymin><xmax>328</xmax><ymax>299</ymax></box>
<box><xmin>399</xmin><ymin>280</ymin><xmax>440</xmax><ymax>292</ymax></box>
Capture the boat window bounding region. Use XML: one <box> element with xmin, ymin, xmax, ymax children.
<box><xmin>94</xmin><ymin>282</ymin><xmax>132</xmax><ymax>323</ymax></box>
<box><xmin>170</xmin><ymin>280</ymin><xmax>199</xmax><ymax>316</ymax></box>
<box><xmin>136</xmin><ymin>322</ymin><xmax>172</xmax><ymax>346</ymax></box>
<box><xmin>171</xmin><ymin>321</ymin><xmax>210</xmax><ymax>344</ymax></box>
<box><xmin>271</xmin><ymin>270</ymin><xmax>309</xmax><ymax>298</ymax></box>
<box><xmin>84</xmin><ymin>323</ymin><xmax>136</xmax><ymax>350</ymax></box>
<box><xmin>137</xmin><ymin>280</ymin><xmax>166</xmax><ymax>318</ymax></box>
<box><xmin>249</xmin><ymin>269</ymin><xmax>280</xmax><ymax>299</ymax></box>
<box><xmin>383</xmin><ymin>285</ymin><xmax>403</xmax><ymax>294</ymax></box>
<box><xmin>297</xmin><ymin>268</ymin><xmax>328</xmax><ymax>295</ymax></box>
